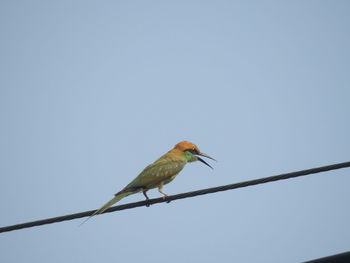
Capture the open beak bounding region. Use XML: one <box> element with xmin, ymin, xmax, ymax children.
<box><xmin>196</xmin><ymin>152</ymin><xmax>216</xmax><ymax>169</ymax></box>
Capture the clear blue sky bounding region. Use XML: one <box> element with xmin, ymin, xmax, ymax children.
<box><xmin>1</xmin><ymin>1</ymin><xmax>350</xmax><ymax>262</ymax></box>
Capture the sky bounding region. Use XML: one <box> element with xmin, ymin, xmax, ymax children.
<box><xmin>1</xmin><ymin>1</ymin><xmax>350</xmax><ymax>262</ymax></box>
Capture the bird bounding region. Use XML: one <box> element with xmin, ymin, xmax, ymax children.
<box><xmin>81</xmin><ymin>141</ymin><xmax>215</xmax><ymax>225</ymax></box>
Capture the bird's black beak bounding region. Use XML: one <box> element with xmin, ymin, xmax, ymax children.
<box><xmin>196</xmin><ymin>152</ymin><xmax>216</xmax><ymax>169</ymax></box>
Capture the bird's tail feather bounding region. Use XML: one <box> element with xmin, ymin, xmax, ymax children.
<box><xmin>79</xmin><ymin>191</ymin><xmax>133</xmax><ymax>226</ymax></box>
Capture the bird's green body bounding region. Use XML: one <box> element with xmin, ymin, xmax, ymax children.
<box><xmin>81</xmin><ymin>141</ymin><xmax>214</xmax><ymax>224</ymax></box>
<box><xmin>124</xmin><ymin>150</ymin><xmax>194</xmax><ymax>191</ymax></box>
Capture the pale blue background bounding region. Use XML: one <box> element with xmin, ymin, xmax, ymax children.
<box><xmin>1</xmin><ymin>1</ymin><xmax>350</xmax><ymax>262</ymax></box>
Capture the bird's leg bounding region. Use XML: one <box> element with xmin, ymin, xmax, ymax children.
<box><xmin>142</xmin><ymin>189</ymin><xmax>151</xmax><ymax>207</ymax></box>
<box><xmin>158</xmin><ymin>183</ymin><xmax>170</xmax><ymax>203</ymax></box>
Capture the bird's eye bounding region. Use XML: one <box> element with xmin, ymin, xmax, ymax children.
<box><xmin>185</xmin><ymin>148</ymin><xmax>196</xmax><ymax>154</ymax></box>
<box><xmin>190</xmin><ymin>147</ymin><xmax>198</xmax><ymax>154</ymax></box>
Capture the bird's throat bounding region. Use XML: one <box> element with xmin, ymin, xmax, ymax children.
<box><xmin>183</xmin><ymin>151</ymin><xmax>197</xmax><ymax>162</ymax></box>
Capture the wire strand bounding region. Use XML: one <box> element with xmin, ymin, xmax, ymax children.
<box><xmin>1</xmin><ymin>161</ymin><xmax>349</xmax><ymax>234</ymax></box>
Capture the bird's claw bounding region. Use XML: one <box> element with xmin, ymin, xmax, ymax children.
<box><xmin>163</xmin><ymin>196</ymin><xmax>171</xmax><ymax>203</ymax></box>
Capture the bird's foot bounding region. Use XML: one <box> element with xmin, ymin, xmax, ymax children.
<box><xmin>163</xmin><ymin>195</ymin><xmax>171</xmax><ymax>203</ymax></box>
<box><xmin>142</xmin><ymin>189</ymin><xmax>151</xmax><ymax>207</ymax></box>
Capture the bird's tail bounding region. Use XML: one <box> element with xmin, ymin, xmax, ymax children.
<box><xmin>80</xmin><ymin>191</ymin><xmax>133</xmax><ymax>226</ymax></box>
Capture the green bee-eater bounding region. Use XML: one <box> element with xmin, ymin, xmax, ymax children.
<box><xmin>81</xmin><ymin>141</ymin><xmax>215</xmax><ymax>224</ymax></box>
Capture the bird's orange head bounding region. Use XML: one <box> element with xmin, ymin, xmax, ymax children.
<box><xmin>172</xmin><ymin>141</ymin><xmax>216</xmax><ymax>169</ymax></box>
<box><xmin>174</xmin><ymin>141</ymin><xmax>200</xmax><ymax>153</ymax></box>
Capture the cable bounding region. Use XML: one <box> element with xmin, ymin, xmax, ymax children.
<box><xmin>303</xmin><ymin>251</ymin><xmax>350</xmax><ymax>263</ymax></box>
<box><xmin>1</xmin><ymin>161</ymin><xmax>349</xmax><ymax>233</ymax></box>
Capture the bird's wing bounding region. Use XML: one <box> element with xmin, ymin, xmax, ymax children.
<box><xmin>124</xmin><ymin>159</ymin><xmax>186</xmax><ymax>190</ymax></box>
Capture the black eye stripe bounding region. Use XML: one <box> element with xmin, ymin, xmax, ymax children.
<box><xmin>185</xmin><ymin>148</ymin><xmax>198</xmax><ymax>154</ymax></box>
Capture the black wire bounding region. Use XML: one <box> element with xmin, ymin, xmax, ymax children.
<box><xmin>303</xmin><ymin>251</ymin><xmax>350</xmax><ymax>263</ymax></box>
<box><xmin>1</xmin><ymin>161</ymin><xmax>349</xmax><ymax>234</ymax></box>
